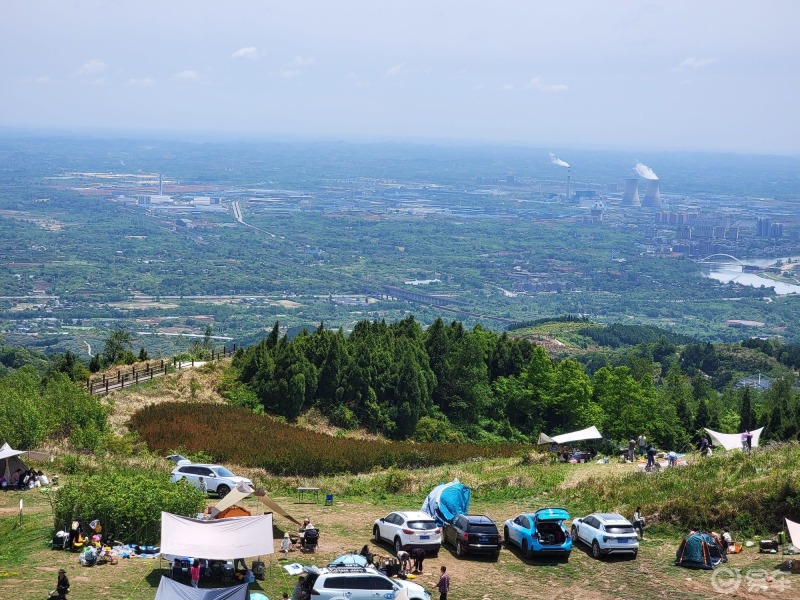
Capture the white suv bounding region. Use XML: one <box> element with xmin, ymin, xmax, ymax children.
<box><xmin>373</xmin><ymin>510</ymin><xmax>441</xmax><ymax>555</ymax></box>
<box><xmin>571</xmin><ymin>513</ymin><xmax>639</xmax><ymax>559</ymax></box>
<box><xmin>169</xmin><ymin>462</ymin><xmax>253</xmax><ymax>497</ymax></box>
<box><xmin>304</xmin><ymin>565</ymin><xmax>430</xmax><ymax>600</ymax></box>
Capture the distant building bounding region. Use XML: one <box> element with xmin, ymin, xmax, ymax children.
<box><xmin>756</xmin><ymin>217</ymin><xmax>771</xmax><ymax>237</ymax></box>
<box><xmin>734</xmin><ymin>373</ymin><xmax>773</xmax><ymax>391</ymax></box>
<box><xmin>770</xmin><ymin>222</ymin><xmax>783</xmax><ymax>238</ymax></box>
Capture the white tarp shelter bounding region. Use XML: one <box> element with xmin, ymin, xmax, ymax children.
<box><xmin>537</xmin><ymin>426</ymin><xmax>603</xmax><ymax>445</ymax></box>
<box><xmin>704</xmin><ymin>427</ymin><xmax>764</xmax><ymax>451</ymax></box>
<box><xmin>154</xmin><ymin>577</ymin><xmax>248</xmax><ymax>600</ymax></box>
<box><xmin>160</xmin><ymin>512</ymin><xmax>273</xmax><ymax>560</ymax></box>
<box><xmin>786</xmin><ymin>518</ymin><xmax>800</xmax><ymax>550</ymax></box>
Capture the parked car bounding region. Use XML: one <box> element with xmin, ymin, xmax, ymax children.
<box><xmin>373</xmin><ymin>510</ymin><xmax>441</xmax><ymax>555</ymax></box>
<box><xmin>503</xmin><ymin>508</ymin><xmax>572</xmax><ymax>559</ymax></box>
<box><xmin>571</xmin><ymin>513</ymin><xmax>639</xmax><ymax>559</ymax></box>
<box><xmin>442</xmin><ymin>514</ymin><xmax>502</xmax><ymax>558</ymax></box>
<box><xmin>169</xmin><ymin>462</ymin><xmax>252</xmax><ymax>497</ymax></box>
<box><xmin>303</xmin><ymin>565</ymin><xmax>431</xmax><ymax>600</ymax></box>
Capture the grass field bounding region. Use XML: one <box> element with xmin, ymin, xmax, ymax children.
<box><xmin>1</xmin><ymin>453</ymin><xmax>796</xmax><ymax>600</ymax></box>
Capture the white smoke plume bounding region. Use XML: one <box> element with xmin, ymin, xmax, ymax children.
<box><xmin>634</xmin><ymin>162</ymin><xmax>658</xmax><ymax>180</ymax></box>
<box><xmin>550</xmin><ymin>153</ymin><xmax>570</xmax><ymax>168</ymax></box>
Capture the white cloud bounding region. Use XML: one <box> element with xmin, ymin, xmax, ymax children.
<box><xmin>127</xmin><ymin>77</ymin><xmax>155</xmax><ymax>87</ymax></box>
<box><xmin>288</xmin><ymin>55</ymin><xmax>314</xmax><ymax>67</ymax></box>
<box><xmin>280</xmin><ymin>69</ymin><xmax>301</xmax><ymax>79</ymax></box>
<box><xmin>231</xmin><ymin>46</ymin><xmax>259</xmax><ymax>60</ymax></box>
<box><xmin>675</xmin><ymin>56</ymin><xmax>720</xmax><ymax>70</ymax></box>
<box><xmin>501</xmin><ymin>84</ymin><xmax>516</xmax><ymax>92</ymax></box>
<box><xmin>76</xmin><ymin>59</ymin><xmax>108</xmax><ymax>76</ymax></box>
<box><xmin>383</xmin><ymin>62</ymin><xmax>409</xmax><ymax>78</ymax></box>
<box><xmin>523</xmin><ymin>77</ymin><xmax>568</xmax><ymax>92</ymax></box>
<box><xmin>174</xmin><ymin>70</ymin><xmax>200</xmax><ymax>81</ymax></box>
<box><xmin>89</xmin><ymin>77</ymin><xmax>106</xmax><ymax>86</ymax></box>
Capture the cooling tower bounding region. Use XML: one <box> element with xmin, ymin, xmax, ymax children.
<box><xmin>642</xmin><ymin>179</ymin><xmax>661</xmax><ymax>207</ymax></box>
<box><xmin>623</xmin><ymin>178</ymin><xmax>640</xmax><ymax>207</ymax></box>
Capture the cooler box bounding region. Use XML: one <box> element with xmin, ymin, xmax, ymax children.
<box><xmin>760</xmin><ymin>539</ymin><xmax>778</xmax><ymax>552</ymax></box>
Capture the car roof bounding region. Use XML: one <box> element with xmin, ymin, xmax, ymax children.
<box><xmin>593</xmin><ymin>513</ymin><xmax>629</xmax><ymax>523</ymax></box>
<box><xmin>460</xmin><ymin>515</ymin><xmax>495</xmax><ymax>524</ymax></box>
<box><xmin>392</xmin><ymin>511</ymin><xmax>434</xmax><ymax>521</ymax></box>
<box><xmin>175</xmin><ymin>463</ymin><xmax>224</xmax><ymax>469</ymax></box>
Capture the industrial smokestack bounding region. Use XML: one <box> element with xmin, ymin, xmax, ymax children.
<box><xmin>623</xmin><ymin>178</ymin><xmax>641</xmax><ymax>207</ymax></box>
<box><xmin>642</xmin><ymin>179</ymin><xmax>661</xmax><ymax>207</ymax></box>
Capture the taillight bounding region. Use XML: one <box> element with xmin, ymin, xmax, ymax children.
<box><xmin>435</xmin><ymin>528</ymin><xmax>441</xmax><ymax>534</ymax></box>
<box><xmin>402</xmin><ymin>529</ymin><xmax>414</xmax><ymax>535</ymax></box>
<box><xmin>461</xmin><ymin>532</ymin><xmax>469</xmax><ymax>541</ymax></box>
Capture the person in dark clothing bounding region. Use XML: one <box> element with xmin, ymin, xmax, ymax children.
<box><xmin>436</xmin><ymin>565</ymin><xmax>450</xmax><ymax>600</ymax></box>
<box><xmin>411</xmin><ymin>547</ymin><xmax>426</xmax><ymax>574</ymax></box>
<box><xmin>646</xmin><ymin>445</ymin><xmax>656</xmax><ymax>468</ymax></box>
<box><xmin>699</xmin><ymin>436</ymin><xmax>710</xmax><ymax>456</ymax></box>
<box><xmin>55</xmin><ymin>568</ymin><xmax>70</xmax><ymax>599</ymax></box>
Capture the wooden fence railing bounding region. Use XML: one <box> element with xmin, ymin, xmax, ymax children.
<box><xmin>86</xmin><ymin>344</ymin><xmax>236</xmax><ymax>395</ymax></box>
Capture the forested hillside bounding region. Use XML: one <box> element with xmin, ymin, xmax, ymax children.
<box><xmin>224</xmin><ymin>317</ymin><xmax>800</xmax><ymax>449</ymax></box>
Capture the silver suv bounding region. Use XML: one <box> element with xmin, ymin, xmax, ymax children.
<box><xmin>304</xmin><ymin>565</ymin><xmax>430</xmax><ymax>600</ymax></box>
<box><xmin>169</xmin><ymin>462</ymin><xmax>252</xmax><ymax>497</ymax></box>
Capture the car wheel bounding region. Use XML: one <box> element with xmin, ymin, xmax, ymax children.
<box><xmin>522</xmin><ymin>539</ymin><xmax>532</xmax><ymax>559</ymax></box>
<box><xmin>592</xmin><ymin>540</ymin><xmax>602</xmax><ymax>559</ymax></box>
<box><xmin>632</xmin><ymin>549</ymin><xmax>639</xmax><ymax>559</ymax></box>
<box><xmin>217</xmin><ymin>484</ymin><xmax>230</xmax><ymax>498</ymax></box>
<box><xmin>493</xmin><ymin>549</ymin><xmax>501</xmax><ymax>561</ymax></box>
<box><xmin>373</xmin><ymin>526</ymin><xmax>382</xmax><ymax>543</ymax></box>
<box><xmin>504</xmin><ymin>526</ymin><xmax>511</xmax><ymax>546</ymax></box>
<box><xmin>394</xmin><ymin>538</ymin><xmax>403</xmax><ymax>553</ymax></box>
<box><xmin>571</xmin><ymin>525</ymin><xmax>578</xmax><ymax>543</ymax></box>
<box><xmin>456</xmin><ymin>541</ymin><xmax>464</xmax><ymax>558</ymax></box>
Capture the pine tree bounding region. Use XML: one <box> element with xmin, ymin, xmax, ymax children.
<box><xmin>739</xmin><ymin>387</ymin><xmax>756</xmax><ymax>432</ymax></box>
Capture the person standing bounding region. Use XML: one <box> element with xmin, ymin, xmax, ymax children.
<box><xmin>745</xmin><ymin>430</ymin><xmax>753</xmax><ymax>452</ymax></box>
<box><xmin>198</xmin><ymin>476</ymin><xmax>208</xmax><ymax>494</ymax></box>
<box><xmin>646</xmin><ymin>444</ymin><xmax>656</xmax><ymax>469</ymax></box>
<box><xmin>292</xmin><ymin>575</ymin><xmax>306</xmax><ymax>600</ymax></box>
<box><xmin>190</xmin><ymin>559</ymin><xmax>201</xmax><ymax>588</ymax></box>
<box><xmin>628</xmin><ymin>439</ymin><xmax>636</xmax><ymax>462</ymax></box>
<box><xmin>281</xmin><ymin>532</ymin><xmax>292</xmax><ymax>557</ymax></box>
<box><xmin>55</xmin><ymin>568</ymin><xmax>70</xmax><ymax>599</ymax></box>
<box><xmin>632</xmin><ymin>507</ymin><xmax>645</xmax><ymax>539</ymax></box>
<box><xmin>435</xmin><ymin>565</ymin><xmax>450</xmax><ymax>600</ymax></box>
<box><xmin>412</xmin><ymin>547</ymin><xmax>426</xmax><ymax>574</ymax></box>
<box><xmin>721</xmin><ymin>528</ymin><xmax>732</xmax><ymax>562</ymax></box>
<box><xmin>637</xmin><ymin>434</ymin><xmax>647</xmax><ymax>457</ymax></box>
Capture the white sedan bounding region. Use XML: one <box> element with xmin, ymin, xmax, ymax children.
<box><xmin>570</xmin><ymin>513</ymin><xmax>639</xmax><ymax>559</ymax></box>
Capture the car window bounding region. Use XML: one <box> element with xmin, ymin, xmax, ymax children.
<box><xmin>199</xmin><ymin>467</ymin><xmax>215</xmax><ymax>476</ymax></box>
<box><xmin>514</xmin><ymin>516</ymin><xmax>522</xmax><ymax>526</ymax></box>
<box><xmin>407</xmin><ymin>521</ymin><xmax>437</xmax><ymax>531</ymax></box>
<box><xmin>182</xmin><ymin>466</ymin><xmax>201</xmax><ymax>475</ymax></box>
<box><xmin>387</xmin><ymin>514</ymin><xmax>400</xmax><ymax>525</ymax></box>
<box><xmin>469</xmin><ymin>524</ymin><xmax>498</xmax><ymax>534</ymax></box>
<box><xmin>323</xmin><ymin>576</ymin><xmax>348</xmax><ymax>589</ymax></box>
<box><xmin>214</xmin><ymin>467</ymin><xmax>235</xmax><ymax>477</ymax></box>
<box><xmin>605</xmin><ymin>525</ymin><xmax>635</xmax><ymax>534</ymax></box>
<box><xmin>366</xmin><ymin>576</ymin><xmax>394</xmax><ymax>590</ymax></box>
<box><xmin>585</xmin><ymin>517</ymin><xmax>597</xmax><ymax>529</ymax></box>
<box><xmin>521</xmin><ymin>516</ymin><xmax>531</xmax><ymax>529</ymax></box>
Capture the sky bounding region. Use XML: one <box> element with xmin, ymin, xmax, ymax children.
<box><xmin>2</xmin><ymin>0</ymin><xmax>800</xmax><ymax>155</ymax></box>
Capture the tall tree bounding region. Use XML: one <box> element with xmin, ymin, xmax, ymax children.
<box><xmin>738</xmin><ymin>386</ymin><xmax>757</xmax><ymax>432</ymax></box>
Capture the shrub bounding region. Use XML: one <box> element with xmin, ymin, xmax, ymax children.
<box><xmin>131</xmin><ymin>402</ymin><xmax>527</xmax><ymax>477</ymax></box>
<box><xmin>54</xmin><ymin>468</ymin><xmax>205</xmax><ymax>544</ymax></box>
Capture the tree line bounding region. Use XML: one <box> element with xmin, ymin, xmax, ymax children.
<box><xmin>228</xmin><ymin>317</ymin><xmax>800</xmax><ymax>449</ymax></box>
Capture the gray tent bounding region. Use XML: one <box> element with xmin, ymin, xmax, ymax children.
<box><xmin>154</xmin><ymin>577</ymin><xmax>248</xmax><ymax>600</ymax></box>
<box><xmin>1</xmin><ymin>442</ymin><xmax>29</xmax><ymax>481</ymax></box>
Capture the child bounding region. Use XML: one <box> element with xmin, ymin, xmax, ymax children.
<box><xmin>198</xmin><ymin>477</ymin><xmax>207</xmax><ymax>494</ymax></box>
<box><xmin>191</xmin><ymin>559</ymin><xmax>201</xmax><ymax>588</ymax></box>
<box><xmin>281</xmin><ymin>532</ymin><xmax>292</xmax><ymax>557</ymax></box>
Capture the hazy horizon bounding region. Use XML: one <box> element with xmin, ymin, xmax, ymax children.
<box><xmin>3</xmin><ymin>1</ymin><xmax>800</xmax><ymax>156</ymax></box>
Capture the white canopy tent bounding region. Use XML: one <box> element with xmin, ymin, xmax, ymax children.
<box><xmin>209</xmin><ymin>481</ymin><xmax>301</xmax><ymax>526</ymax></box>
<box><xmin>160</xmin><ymin>512</ymin><xmax>273</xmax><ymax>560</ymax></box>
<box><xmin>154</xmin><ymin>577</ymin><xmax>248</xmax><ymax>600</ymax></box>
<box><xmin>786</xmin><ymin>518</ymin><xmax>800</xmax><ymax>550</ymax></box>
<box><xmin>704</xmin><ymin>427</ymin><xmax>764</xmax><ymax>451</ymax></box>
<box><xmin>537</xmin><ymin>426</ymin><xmax>603</xmax><ymax>445</ymax></box>
<box><xmin>0</xmin><ymin>442</ymin><xmax>49</xmax><ymax>481</ymax></box>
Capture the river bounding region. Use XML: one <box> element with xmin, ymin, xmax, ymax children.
<box><xmin>702</xmin><ymin>255</ymin><xmax>800</xmax><ymax>295</ymax></box>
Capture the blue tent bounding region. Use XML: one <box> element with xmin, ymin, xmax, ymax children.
<box><xmin>421</xmin><ymin>478</ymin><xmax>471</xmax><ymax>526</ymax></box>
<box><xmin>675</xmin><ymin>533</ymin><xmax>724</xmax><ymax>570</ymax></box>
